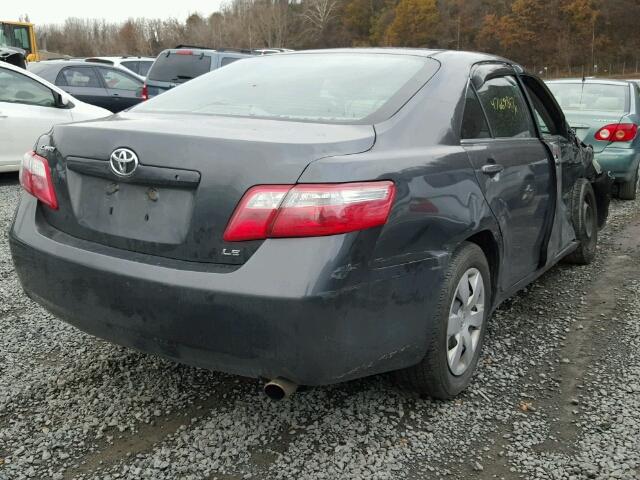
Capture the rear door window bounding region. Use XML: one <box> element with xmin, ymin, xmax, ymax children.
<box><xmin>98</xmin><ymin>67</ymin><xmax>141</xmax><ymax>91</ymax></box>
<box><xmin>59</xmin><ymin>67</ymin><xmax>101</xmax><ymax>88</ymax></box>
<box><xmin>147</xmin><ymin>53</ymin><xmax>212</xmax><ymax>83</ymax></box>
<box><xmin>461</xmin><ymin>86</ymin><xmax>491</xmax><ymax>140</ymax></box>
<box><xmin>476</xmin><ymin>76</ymin><xmax>535</xmax><ymax>139</ymax></box>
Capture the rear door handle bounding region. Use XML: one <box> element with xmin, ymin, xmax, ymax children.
<box><xmin>481</xmin><ymin>164</ymin><xmax>504</xmax><ymax>175</ymax></box>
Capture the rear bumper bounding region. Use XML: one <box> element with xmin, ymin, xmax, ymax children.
<box><xmin>10</xmin><ymin>195</ymin><xmax>443</xmax><ymax>385</ymax></box>
<box><xmin>0</xmin><ymin>162</ymin><xmax>20</xmax><ymax>173</ymax></box>
<box><xmin>595</xmin><ymin>148</ymin><xmax>640</xmax><ymax>182</ymax></box>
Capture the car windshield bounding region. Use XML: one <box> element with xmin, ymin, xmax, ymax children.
<box><xmin>147</xmin><ymin>53</ymin><xmax>212</xmax><ymax>83</ymax></box>
<box><xmin>0</xmin><ymin>24</ymin><xmax>31</xmax><ymax>52</ymax></box>
<box><xmin>547</xmin><ymin>82</ymin><xmax>629</xmax><ymax>113</ymax></box>
<box><xmin>135</xmin><ymin>53</ymin><xmax>439</xmax><ymax>124</ymax></box>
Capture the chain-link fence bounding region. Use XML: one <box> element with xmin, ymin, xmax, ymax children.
<box><xmin>524</xmin><ymin>62</ymin><xmax>640</xmax><ymax>80</ymax></box>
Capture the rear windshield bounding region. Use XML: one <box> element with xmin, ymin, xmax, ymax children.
<box><xmin>138</xmin><ymin>61</ymin><xmax>153</xmax><ymax>77</ymax></box>
<box><xmin>547</xmin><ymin>82</ymin><xmax>629</xmax><ymax>113</ymax></box>
<box><xmin>147</xmin><ymin>52</ymin><xmax>212</xmax><ymax>83</ymax></box>
<box><xmin>135</xmin><ymin>53</ymin><xmax>439</xmax><ymax>124</ymax></box>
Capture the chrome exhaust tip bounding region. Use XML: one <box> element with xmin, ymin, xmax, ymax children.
<box><xmin>264</xmin><ymin>377</ymin><xmax>298</xmax><ymax>400</ymax></box>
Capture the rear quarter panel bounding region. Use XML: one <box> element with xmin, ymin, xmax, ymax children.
<box><xmin>298</xmin><ymin>56</ymin><xmax>501</xmax><ymax>297</ymax></box>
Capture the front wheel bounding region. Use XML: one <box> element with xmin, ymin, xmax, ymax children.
<box><xmin>397</xmin><ymin>242</ymin><xmax>491</xmax><ymax>399</ymax></box>
<box><xmin>564</xmin><ymin>178</ymin><xmax>598</xmax><ymax>265</ymax></box>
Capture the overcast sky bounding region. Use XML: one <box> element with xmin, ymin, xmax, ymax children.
<box><xmin>5</xmin><ymin>1</ymin><xmax>225</xmax><ymax>25</ymax></box>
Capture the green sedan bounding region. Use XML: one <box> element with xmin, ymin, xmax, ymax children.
<box><xmin>546</xmin><ymin>79</ymin><xmax>640</xmax><ymax>200</ymax></box>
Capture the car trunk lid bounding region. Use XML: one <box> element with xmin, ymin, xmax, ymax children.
<box><xmin>563</xmin><ymin>110</ymin><xmax>627</xmax><ymax>153</ymax></box>
<box><xmin>43</xmin><ymin>112</ymin><xmax>375</xmax><ymax>265</ymax></box>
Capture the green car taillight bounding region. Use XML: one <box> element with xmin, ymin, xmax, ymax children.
<box><xmin>594</xmin><ymin>123</ymin><xmax>638</xmax><ymax>142</ymax></box>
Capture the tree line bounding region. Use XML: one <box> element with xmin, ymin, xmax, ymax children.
<box><xmin>36</xmin><ymin>0</ymin><xmax>640</xmax><ymax>76</ymax></box>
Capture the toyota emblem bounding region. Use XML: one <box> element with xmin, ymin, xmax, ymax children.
<box><xmin>109</xmin><ymin>148</ymin><xmax>139</xmax><ymax>177</ymax></box>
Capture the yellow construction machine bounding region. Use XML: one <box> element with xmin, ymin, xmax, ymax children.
<box><xmin>0</xmin><ymin>20</ymin><xmax>39</xmax><ymax>62</ymax></box>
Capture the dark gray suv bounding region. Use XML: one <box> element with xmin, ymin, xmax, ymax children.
<box><xmin>143</xmin><ymin>46</ymin><xmax>252</xmax><ymax>99</ymax></box>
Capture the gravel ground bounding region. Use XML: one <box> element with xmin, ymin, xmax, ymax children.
<box><xmin>0</xmin><ymin>171</ymin><xmax>638</xmax><ymax>480</ymax></box>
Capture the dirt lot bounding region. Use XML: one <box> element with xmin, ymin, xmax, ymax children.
<box><xmin>0</xmin><ymin>172</ymin><xmax>638</xmax><ymax>480</ymax></box>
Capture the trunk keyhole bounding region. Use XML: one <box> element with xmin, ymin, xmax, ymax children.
<box><xmin>144</xmin><ymin>214</ymin><xmax>149</xmax><ymax>222</ymax></box>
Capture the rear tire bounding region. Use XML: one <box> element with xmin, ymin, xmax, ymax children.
<box><xmin>617</xmin><ymin>163</ymin><xmax>639</xmax><ymax>200</ymax></box>
<box><xmin>397</xmin><ymin>242</ymin><xmax>491</xmax><ymax>399</ymax></box>
<box><xmin>564</xmin><ymin>178</ymin><xmax>598</xmax><ymax>265</ymax></box>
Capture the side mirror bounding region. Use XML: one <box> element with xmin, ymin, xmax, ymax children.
<box><xmin>564</xmin><ymin>122</ymin><xmax>575</xmax><ymax>139</ymax></box>
<box><xmin>54</xmin><ymin>91</ymin><xmax>70</xmax><ymax>108</ymax></box>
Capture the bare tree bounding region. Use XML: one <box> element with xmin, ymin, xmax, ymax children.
<box><xmin>34</xmin><ymin>0</ymin><xmax>640</xmax><ymax>76</ymax></box>
<box><xmin>300</xmin><ymin>0</ymin><xmax>339</xmax><ymax>40</ymax></box>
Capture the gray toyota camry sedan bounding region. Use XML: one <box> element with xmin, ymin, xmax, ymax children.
<box><xmin>10</xmin><ymin>49</ymin><xmax>611</xmax><ymax>400</ymax></box>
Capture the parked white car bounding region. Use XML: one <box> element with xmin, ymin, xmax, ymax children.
<box><xmin>84</xmin><ymin>56</ymin><xmax>155</xmax><ymax>81</ymax></box>
<box><xmin>0</xmin><ymin>61</ymin><xmax>110</xmax><ymax>172</ymax></box>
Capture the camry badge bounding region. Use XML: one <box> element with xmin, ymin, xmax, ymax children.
<box><xmin>109</xmin><ymin>148</ymin><xmax>139</xmax><ymax>177</ymax></box>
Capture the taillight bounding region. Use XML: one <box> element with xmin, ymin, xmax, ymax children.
<box><xmin>141</xmin><ymin>84</ymin><xmax>148</xmax><ymax>100</ymax></box>
<box><xmin>176</xmin><ymin>49</ymin><xmax>193</xmax><ymax>55</ymax></box>
<box><xmin>594</xmin><ymin>123</ymin><xmax>638</xmax><ymax>142</ymax></box>
<box><xmin>223</xmin><ymin>181</ymin><xmax>396</xmax><ymax>242</ymax></box>
<box><xmin>223</xmin><ymin>185</ymin><xmax>291</xmax><ymax>242</ymax></box>
<box><xmin>20</xmin><ymin>151</ymin><xmax>58</xmax><ymax>210</ymax></box>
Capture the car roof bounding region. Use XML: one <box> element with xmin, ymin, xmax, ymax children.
<box><xmin>159</xmin><ymin>47</ymin><xmax>252</xmax><ymax>55</ymax></box>
<box><xmin>28</xmin><ymin>60</ymin><xmax>147</xmax><ymax>83</ymax></box>
<box><xmin>35</xmin><ymin>49</ymin><xmax>519</xmax><ymax>65</ymax></box>
<box><xmin>86</xmin><ymin>56</ymin><xmax>155</xmax><ymax>61</ymax></box>
<box><xmin>284</xmin><ymin>47</ymin><xmax>513</xmax><ymax>62</ymax></box>
<box><xmin>0</xmin><ymin>60</ymin><xmax>68</xmax><ymax>96</ymax></box>
<box><xmin>32</xmin><ymin>60</ymin><xmax>100</xmax><ymax>68</ymax></box>
<box><xmin>34</xmin><ymin>49</ymin><xmax>520</xmax><ymax>70</ymax></box>
<box><xmin>274</xmin><ymin>48</ymin><xmax>522</xmax><ymax>72</ymax></box>
<box><xmin>31</xmin><ymin>60</ymin><xmax>140</xmax><ymax>70</ymax></box>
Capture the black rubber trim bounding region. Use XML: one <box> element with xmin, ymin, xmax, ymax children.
<box><xmin>66</xmin><ymin>157</ymin><xmax>201</xmax><ymax>188</ymax></box>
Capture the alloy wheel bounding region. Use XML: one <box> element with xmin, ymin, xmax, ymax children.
<box><xmin>447</xmin><ymin>268</ymin><xmax>485</xmax><ymax>376</ymax></box>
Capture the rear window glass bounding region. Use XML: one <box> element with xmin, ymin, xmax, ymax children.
<box><xmin>135</xmin><ymin>53</ymin><xmax>439</xmax><ymax>124</ymax></box>
<box><xmin>547</xmin><ymin>83</ymin><xmax>629</xmax><ymax>113</ymax></box>
<box><xmin>138</xmin><ymin>61</ymin><xmax>153</xmax><ymax>76</ymax></box>
<box><xmin>147</xmin><ymin>53</ymin><xmax>212</xmax><ymax>83</ymax></box>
